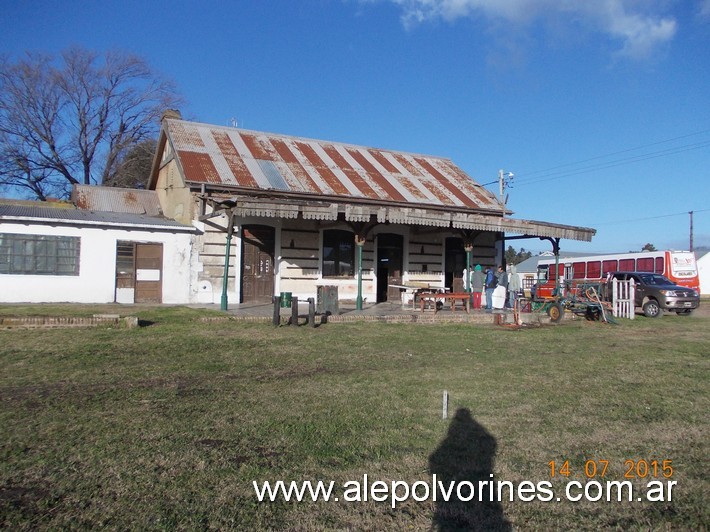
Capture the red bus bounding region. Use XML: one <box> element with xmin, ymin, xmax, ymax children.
<box><xmin>533</xmin><ymin>250</ymin><xmax>699</xmax><ymax>299</ymax></box>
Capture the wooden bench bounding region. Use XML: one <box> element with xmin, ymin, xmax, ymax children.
<box><xmin>419</xmin><ymin>292</ymin><xmax>471</xmax><ymax>313</ymax></box>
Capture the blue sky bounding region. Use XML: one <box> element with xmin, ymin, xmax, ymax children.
<box><xmin>2</xmin><ymin>0</ymin><xmax>709</xmax><ymax>254</ymax></box>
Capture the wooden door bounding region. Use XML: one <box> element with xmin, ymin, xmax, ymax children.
<box><xmin>445</xmin><ymin>237</ymin><xmax>465</xmax><ymax>292</ymax></box>
<box><xmin>241</xmin><ymin>226</ymin><xmax>275</xmax><ymax>303</ymax></box>
<box><xmin>135</xmin><ymin>243</ymin><xmax>163</xmax><ymax>303</ymax></box>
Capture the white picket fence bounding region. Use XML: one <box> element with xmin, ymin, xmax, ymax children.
<box><xmin>612</xmin><ymin>278</ymin><xmax>635</xmax><ymax>319</ymax></box>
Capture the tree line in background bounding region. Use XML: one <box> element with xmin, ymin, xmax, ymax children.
<box><xmin>0</xmin><ymin>47</ymin><xmax>183</xmax><ymax>200</ymax></box>
<box><xmin>505</xmin><ymin>246</ymin><xmax>533</xmax><ymax>265</ymax></box>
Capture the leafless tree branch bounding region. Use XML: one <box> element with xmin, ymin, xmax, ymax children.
<box><xmin>0</xmin><ymin>47</ymin><xmax>184</xmax><ymax>199</ymax></box>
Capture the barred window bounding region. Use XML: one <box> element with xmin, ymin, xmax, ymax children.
<box><xmin>0</xmin><ymin>233</ymin><xmax>81</xmax><ymax>276</ymax></box>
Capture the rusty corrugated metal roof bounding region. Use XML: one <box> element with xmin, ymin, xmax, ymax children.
<box><xmin>163</xmin><ymin>119</ymin><xmax>502</xmax><ymax>212</ymax></box>
<box><xmin>71</xmin><ymin>185</ymin><xmax>162</xmax><ymax>215</ymax></box>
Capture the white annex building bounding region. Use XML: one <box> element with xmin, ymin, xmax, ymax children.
<box><xmin>0</xmin><ymin>201</ymin><xmax>196</xmax><ymax>304</ymax></box>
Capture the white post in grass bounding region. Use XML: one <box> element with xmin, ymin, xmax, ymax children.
<box><xmin>442</xmin><ymin>390</ymin><xmax>449</xmax><ymax>419</ymax></box>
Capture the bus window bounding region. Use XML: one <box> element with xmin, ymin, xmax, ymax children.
<box><xmin>572</xmin><ymin>262</ymin><xmax>586</xmax><ymax>279</ymax></box>
<box><xmin>637</xmin><ymin>257</ymin><xmax>654</xmax><ymax>272</ymax></box>
<box><xmin>547</xmin><ymin>263</ymin><xmax>564</xmax><ymax>280</ymax></box>
<box><xmin>587</xmin><ymin>261</ymin><xmax>601</xmax><ymax>278</ymax></box>
<box><xmin>655</xmin><ymin>257</ymin><xmax>664</xmax><ymax>274</ymax></box>
<box><xmin>619</xmin><ymin>258</ymin><xmax>635</xmax><ymax>271</ymax></box>
<box><xmin>602</xmin><ymin>260</ymin><xmax>617</xmax><ymax>275</ymax></box>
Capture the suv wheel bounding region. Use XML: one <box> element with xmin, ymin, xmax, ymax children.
<box><xmin>642</xmin><ymin>300</ymin><xmax>661</xmax><ymax>318</ymax></box>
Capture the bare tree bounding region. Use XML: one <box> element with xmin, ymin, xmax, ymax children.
<box><xmin>0</xmin><ymin>47</ymin><xmax>183</xmax><ymax>199</ymax></box>
<box><xmin>103</xmin><ymin>138</ymin><xmax>157</xmax><ymax>189</ymax></box>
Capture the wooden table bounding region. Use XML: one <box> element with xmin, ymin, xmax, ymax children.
<box><xmin>389</xmin><ymin>284</ymin><xmax>447</xmax><ymax>309</ymax></box>
<box><xmin>419</xmin><ymin>292</ymin><xmax>471</xmax><ymax>313</ymax></box>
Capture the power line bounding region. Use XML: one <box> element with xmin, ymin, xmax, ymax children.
<box><xmin>479</xmin><ymin>129</ymin><xmax>710</xmax><ymax>189</ymax></box>
<box><xmin>592</xmin><ymin>208</ymin><xmax>710</xmax><ymax>227</ymax></box>
<box><xmin>514</xmin><ymin>139</ymin><xmax>710</xmax><ymax>187</ymax></box>
<box><xmin>517</xmin><ymin>128</ymin><xmax>710</xmax><ymax>180</ymax></box>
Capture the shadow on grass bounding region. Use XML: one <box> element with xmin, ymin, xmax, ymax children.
<box><xmin>429</xmin><ymin>408</ymin><xmax>511</xmax><ymax>531</ymax></box>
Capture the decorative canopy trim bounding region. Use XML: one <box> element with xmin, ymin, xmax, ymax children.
<box><xmin>210</xmin><ymin>195</ymin><xmax>595</xmax><ymax>242</ymax></box>
<box><xmin>234</xmin><ymin>201</ymin><xmax>299</xmax><ymax>219</ymax></box>
<box><xmin>345</xmin><ymin>205</ymin><xmax>374</xmax><ymax>223</ymax></box>
<box><xmin>388</xmin><ymin>207</ymin><xmax>451</xmax><ymax>227</ymax></box>
<box><xmin>301</xmin><ymin>204</ymin><xmax>339</xmax><ymax>221</ymax></box>
<box><xmin>452</xmin><ymin>213</ymin><xmax>495</xmax><ymax>231</ymax></box>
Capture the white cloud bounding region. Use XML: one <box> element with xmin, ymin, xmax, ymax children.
<box><xmin>700</xmin><ymin>0</ymin><xmax>710</xmax><ymax>19</ymax></box>
<box><xmin>381</xmin><ymin>0</ymin><xmax>677</xmax><ymax>59</ymax></box>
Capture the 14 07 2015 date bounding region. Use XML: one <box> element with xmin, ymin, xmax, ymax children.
<box><xmin>548</xmin><ymin>459</ymin><xmax>674</xmax><ymax>479</ymax></box>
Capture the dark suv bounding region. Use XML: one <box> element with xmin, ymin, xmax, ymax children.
<box><xmin>607</xmin><ymin>272</ymin><xmax>700</xmax><ymax>317</ymax></box>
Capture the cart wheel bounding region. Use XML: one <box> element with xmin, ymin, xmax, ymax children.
<box><xmin>548</xmin><ymin>303</ymin><xmax>564</xmax><ymax>323</ymax></box>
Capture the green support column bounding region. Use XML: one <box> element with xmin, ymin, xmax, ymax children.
<box><xmin>220</xmin><ymin>216</ymin><xmax>234</xmax><ymax>311</ymax></box>
<box><xmin>355</xmin><ymin>236</ymin><xmax>365</xmax><ymax>310</ymax></box>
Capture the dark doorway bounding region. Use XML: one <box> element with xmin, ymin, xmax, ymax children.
<box><xmin>376</xmin><ymin>233</ymin><xmax>403</xmax><ymax>303</ymax></box>
<box><xmin>241</xmin><ymin>225</ymin><xmax>275</xmax><ymax>303</ymax></box>
<box><xmin>445</xmin><ymin>237</ymin><xmax>465</xmax><ymax>292</ymax></box>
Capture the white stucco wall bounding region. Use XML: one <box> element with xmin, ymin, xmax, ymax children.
<box><xmin>0</xmin><ymin>222</ymin><xmax>193</xmax><ymax>304</ymax></box>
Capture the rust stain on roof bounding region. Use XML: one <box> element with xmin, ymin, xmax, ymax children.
<box><xmin>269</xmin><ymin>138</ymin><xmax>321</xmax><ymax>193</ymax></box>
<box><xmin>214</xmin><ymin>131</ymin><xmax>257</xmax><ymax>187</ymax></box>
<box><xmin>322</xmin><ymin>145</ymin><xmax>379</xmax><ymax>199</ymax></box>
<box><xmin>240</xmin><ymin>132</ymin><xmax>271</xmax><ymax>160</ymax></box>
<box><xmin>295</xmin><ymin>142</ymin><xmax>349</xmax><ymax>196</ymax></box>
<box><xmin>368</xmin><ymin>150</ymin><xmax>399</xmax><ymax>174</ymax></box>
<box><xmin>74</xmin><ymin>191</ymin><xmax>89</xmax><ymax>210</ymax></box>
<box><xmin>392</xmin><ymin>153</ymin><xmax>450</xmax><ymax>204</ymax></box>
<box><xmin>71</xmin><ymin>185</ymin><xmax>161</xmax><ymax>215</ymax></box>
<box><xmin>163</xmin><ymin>119</ymin><xmax>502</xmax><ymax>211</ymax></box>
<box><xmin>179</xmin><ymin>151</ymin><xmax>221</xmax><ymax>184</ymax></box>
<box><xmin>415</xmin><ymin>157</ymin><xmax>471</xmax><ymax>207</ymax></box>
<box><xmin>171</xmin><ymin>121</ymin><xmax>205</xmax><ymax>148</ymax></box>
<box><xmin>346</xmin><ymin>148</ymin><xmax>407</xmax><ymax>203</ymax></box>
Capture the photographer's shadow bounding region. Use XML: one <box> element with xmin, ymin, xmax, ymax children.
<box><xmin>429</xmin><ymin>408</ymin><xmax>511</xmax><ymax>531</ymax></box>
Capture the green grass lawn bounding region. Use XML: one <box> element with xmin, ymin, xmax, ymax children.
<box><xmin>1</xmin><ymin>306</ymin><xmax>708</xmax><ymax>530</ymax></box>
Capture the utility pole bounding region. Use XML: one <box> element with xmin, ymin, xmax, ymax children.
<box><xmin>499</xmin><ymin>169</ymin><xmax>504</xmax><ymax>206</ymax></box>
<box><xmin>689</xmin><ymin>211</ymin><xmax>694</xmax><ymax>252</ymax></box>
<box><xmin>498</xmin><ymin>169</ymin><xmax>513</xmax><ymax>268</ymax></box>
<box><xmin>498</xmin><ymin>169</ymin><xmax>514</xmax><ymax>216</ymax></box>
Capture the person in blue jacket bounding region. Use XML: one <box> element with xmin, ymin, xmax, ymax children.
<box><xmin>484</xmin><ymin>267</ymin><xmax>497</xmax><ymax>311</ymax></box>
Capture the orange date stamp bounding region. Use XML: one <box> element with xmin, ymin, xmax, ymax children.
<box><xmin>548</xmin><ymin>459</ymin><xmax>673</xmax><ymax>479</ymax></box>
